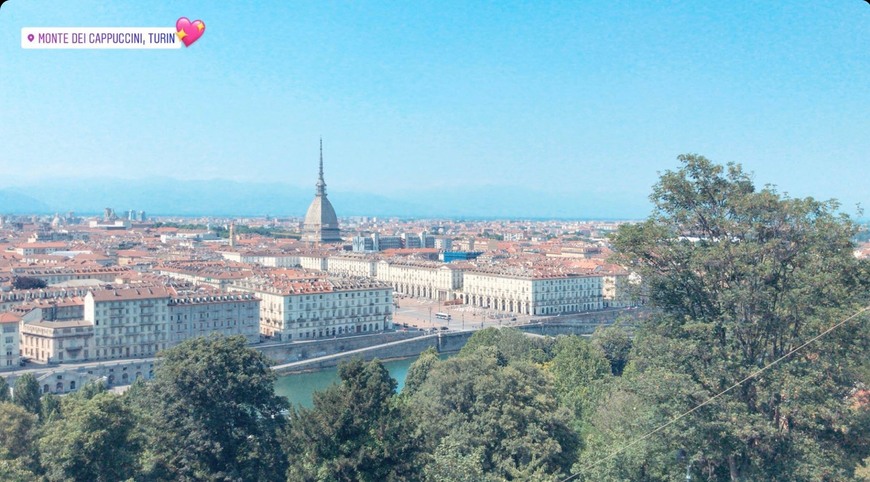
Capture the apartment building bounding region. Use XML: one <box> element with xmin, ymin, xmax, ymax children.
<box><xmin>20</xmin><ymin>319</ymin><xmax>94</xmax><ymax>364</ymax></box>
<box><xmin>0</xmin><ymin>313</ymin><xmax>21</xmax><ymax>368</ymax></box>
<box><xmin>462</xmin><ymin>269</ymin><xmax>603</xmax><ymax>316</ymax></box>
<box><xmin>221</xmin><ymin>251</ymin><xmax>302</xmax><ymax>267</ymax></box>
<box><xmin>326</xmin><ymin>254</ymin><xmax>379</xmax><ymax>278</ymax></box>
<box><xmin>168</xmin><ymin>292</ymin><xmax>260</xmax><ymax>344</ymax></box>
<box><xmin>376</xmin><ymin>259</ymin><xmax>464</xmax><ymax>301</ymax></box>
<box><xmin>11</xmin><ymin>266</ymin><xmax>128</xmax><ymax>285</ymax></box>
<box><xmin>231</xmin><ymin>275</ymin><xmax>393</xmax><ymax>341</ymax></box>
<box><xmin>85</xmin><ymin>287</ymin><xmax>173</xmax><ymax>360</ymax></box>
<box><xmin>17</xmin><ymin>285</ymin><xmax>262</xmax><ymax>365</ymax></box>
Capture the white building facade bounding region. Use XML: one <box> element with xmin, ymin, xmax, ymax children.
<box><xmin>168</xmin><ymin>292</ymin><xmax>260</xmax><ymax>345</ymax></box>
<box><xmin>327</xmin><ymin>254</ymin><xmax>379</xmax><ymax>278</ymax></box>
<box><xmin>0</xmin><ymin>313</ymin><xmax>21</xmax><ymax>368</ymax></box>
<box><xmin>462</xmin><ymin>271</ymin><xmax>604</xmax><ymax>316</ymax></box>
<box><xmin>376</xmin><ymin>260</ymin><xmax>464</xmax><ymax>301</ymax></box>
<box><xmin>231</xmin><ymin>277</ymin><xmax>393</xmax><ymax>341</ymax></box>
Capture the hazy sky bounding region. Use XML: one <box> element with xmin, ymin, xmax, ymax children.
<box><xmin>1</xmin><ymin>1</ymin><xmax>868</xmax><ymax>215</ymax></box>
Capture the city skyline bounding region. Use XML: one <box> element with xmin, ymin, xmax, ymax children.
<box><xmin>2</xmin><ymin>1</ymin><xmax>869</xmax><ymax>218</ymax></box>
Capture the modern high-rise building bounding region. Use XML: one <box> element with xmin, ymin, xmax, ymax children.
<box><xmin>301</xmin><ymin>140</ymin><xmax>342</xmax><ymax>244</ymax></box>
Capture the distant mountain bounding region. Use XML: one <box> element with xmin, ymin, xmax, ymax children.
<box><xmin>0</xmin><ymin>178</ymin><xmax>649</xmax><ymax>219</ymax></box>
<box><xmin>0</xmin><ymin>188</ymin><xmax>51</xmax><ymax>214</ymax></box>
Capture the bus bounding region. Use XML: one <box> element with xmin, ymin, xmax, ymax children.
<box><xmin>435</xmin><ymin>312</ymin><xmax>451</xmax><ymax>321</ymax></box>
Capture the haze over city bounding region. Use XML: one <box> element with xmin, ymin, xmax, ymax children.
<box><xmin>2</xmin><ymin>1</ymin><xmax>868</xmax><ymax>218</ymax></box>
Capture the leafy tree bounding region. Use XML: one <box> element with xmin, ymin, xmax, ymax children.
<box><xmin>38</xmin><ymin>392</ymin><xmax>139</xmax><ymax>482</ymax></box>
<box><xmin>574</xmin><ymin>368</ymin><xmax>698</xmax><ymax>481</ymax></box>
<box><xmin>588</xmin><ymin>155</ymin><xmax>870</xmax><ymax>480</ymax></box>
<box><xmin>134</xmin><ymin>335</ymin><xmax>288</xmax><ymax>481</ymax></box>
<box><xmin>0</xmin><ymin>402</ymin><xmax>38</xmax><ymax>463</ymax></box>
<box><xmin>285</xmin><ymin>358</ymin><xmax>423</xmax><ymax>481</ymax></box>
<box><xmin>40</xmin><ymin>393</ymin><xmax>61</xmax><ymax>422</ymax></box>
<box><xmin>591</xmin><ymin>321</ymin><xmax>633</xmax><ymax>376</ymax></box>
<box><xmin>460</xmin><ymin>327</ymin><xmax>554</xmax><ymax>364</ymax></box>
<box><xmin>0</xmin><ymin>376</ymin><xmax>9</xmax><ymax>402</ymax></box>
<box><xmin>0</xmin><ymin>402</ymin><xmax>40</xmax><ymax>481</ymax></box>
<box><xmin>423</xmin><ymin>435</ymin><xmax>495</xmax><ymax>482</ymax></box>
<box><xmin>857</xmin><ymin>456</ymin><xmax>870</xmax><ymax>481</ymax></box>
<box><xmin>0</xmin><ymin>459</ymin><xmax>38</xmax><ymax>482</ymax></box>
<box><xmin>76</xmin><ymin>379</ymin><xmax>106</xmax><ymax>400</ymax></box>
<box><xmin>549</xmin><ymin>336</ymin><xmax>611</xmax><ymax>433</ymax></box>
<box><xmin>411</xmin><ymin>347</ymin><xmax>579</xmax><ymax>480</ymax></box>
<box><xmin>12</xmin><ymin>374</ymin><xmax>40</xmax><ymax>416</ymax></box>
<box><xmin>12</xmin><ymin>276</ymin><xmax>47</xmax><ymax>290</ymax></box>
<box><xmin>403</xmin><ymin>346</ymin><xmax>439</xmax><ymax>396</ymax></box>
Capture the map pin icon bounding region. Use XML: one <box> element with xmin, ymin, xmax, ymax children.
<box><xmin>27</xmin><ymin>34</ymin><xmax>34</xmax><ymax>42</ymax></box>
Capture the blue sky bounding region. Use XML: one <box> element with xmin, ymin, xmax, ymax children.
<box><xmin>1</xmin><ymin>1</ymin><xmax>868</xmax><ymax>217</ymax></box>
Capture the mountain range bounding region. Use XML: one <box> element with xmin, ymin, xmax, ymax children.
<box><xmin>0</xmin><ymin>177</ymin><xmax>649</xmax><ymax>220</ymax></box>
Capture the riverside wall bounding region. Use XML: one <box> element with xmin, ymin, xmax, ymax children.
<box><xmin>272</xmin><ymin>331</ymin><xmax>474</xmax><ymax>374</ymax></box>
<box><xmin>254</xmin><ymin>331</ymin><xmax>427</xmax><ymax>365</ymax></box>
<box><xmin>3</xmin><ymin>308</ymin><xmax>649</xmax><ymax>393</ymax></box>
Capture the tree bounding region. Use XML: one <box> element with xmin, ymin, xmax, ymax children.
<box><xmin>0</xmin><ymin>459</ymin><xmax>38</xmax><ymax>482</ymax></box>
<box><xmin>857</xmin><ymin>456</ymin><xmax>870</xmax><ymax>481</ymax></box>
<box><xmin>548</xmin><ymin>336</ymin><xmax>611</xmax><ymax>433</ymax></box>
<box><xmin>592</xmin><ymin>155</ymin><xmax>870</xmax><ymax>480</ymax></box>
<box><xmin>591</xmin><ymin>321</ymin><xmax>633</xmax><ymax>376</ymax></box>
<box><xmin>460</xmin><ymin>327</ymin><xmax>554</xmax><ymax>364</ymax></box>
<box><xmin>0</xmin><ymin>402</ymin><xmax>39</xmax><ymax>481</ymax></box>
<box><xmin>76</xmin><ymin>379</ymin><xmax>106</xmax><ymax>400</ymax></box>
<box><xmin>38</xmin><ymin>392</ymin><xmax>140</xmax><ymax>482</ymax></box>
<box><xmin>411</xmin><ymin>347</ymin><xmax>579</xmax><ymax>480</ymax></box>
<box><xmin>0</xmin><ymin>402</ymin><xmax>38</xmax><ymax>463</ymax></box>
<box><xmin>422</xmin><ymin>435</ymin><xmax>499</xmax><ymax>482</ymax></box>
<box><xmin>134</xmin><ymin>335</ymin><xmax>288</xmax><ymax>481</ymax></box>
<box><xmin>285</xmin><ymin>358</ymin><xmax>423</xmax><ymax>481</ymax></box>
<box><xmin>403</xmin><ymin>346</ymin><xmax>439</xmax><ymax>396</ymax></box>
<box><xmin>40</xmin><ymin>394</ymin><xmax>61</xmax><ymax>422</ymax></box>
<box><xmin>0</xmin><ymin>376</ymin><xmax>9</xmax><ymax>402</ymax></box>
<box><xmin>12</xmin><ymin>374</ymin><xmax>40</xmax><ymax>417</ymax></box>
<box><xmin>12</xmin><ymin>276</ymin><xmax>47</xmax><ymax>290</ymax></box>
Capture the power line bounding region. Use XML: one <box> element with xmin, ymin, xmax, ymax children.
<box><xmin>560</xmin><ymin>304</ymin><xmax>870</xmax><ymax>482</ymax></box>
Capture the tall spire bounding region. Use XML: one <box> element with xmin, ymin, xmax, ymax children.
<box><xmin>316</xmin><ymin>137</ymin><xmax>326</xmax><ymax>196</ymax></box>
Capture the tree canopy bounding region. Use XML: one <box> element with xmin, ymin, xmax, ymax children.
<box><xmin>12</xmin><ymin>276</ymin><xmax>47</xmax><ymax>290</ymax></box>
<box><xmin>411</xmin><ymin>345</ymin><xmax>579</xmax><ymax>481</ymax></box>
<box><xmin>12</xmin><ymin>374</ymin><xmax>41</xmax><ymax>417</ymax></box>
<box><xmin>582</xmin><ymin>154</ymin><xmax>870</xmax><ymax>480</ymax></box>
<box><xmin>285</xmin><ymin>358</ymin><xmax>422</xmax><ymax>481</ymax></box>
<box><xmin>38</xmin><ymin>392</ymin><xmax>139</xmax><ymax>482</ymax></box>
<box><xmin>134</xmin><ymin>335</ymin><xmax>288</xmax><ymax>481</ymax></box>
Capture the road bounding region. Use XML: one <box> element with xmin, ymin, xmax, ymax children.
<box><xmin>392</xmin><ymin>296</ymin><xmax>544</xmax><ymax>333</ymax></box>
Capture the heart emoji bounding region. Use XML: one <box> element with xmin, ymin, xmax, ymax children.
<box><xmin>176</xmin><ymin>17</ymin><xmax>205</xmax><ymax>47</ymax></box>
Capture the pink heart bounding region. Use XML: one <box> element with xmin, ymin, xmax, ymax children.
<box><xmin>176</xmin><ymin>17</ymin><xmax>205</xmax><ymax>47</ymax></box>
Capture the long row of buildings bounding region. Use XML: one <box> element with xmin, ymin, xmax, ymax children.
<box><xmin>222</xmin><ymin>251</ymin><xmax>635</xmax><ymax>316</ymax></box>
<box><xmin>0</xmin><ymin>269</ymin><xmax>395</xmax><ymax>370</ymax></box>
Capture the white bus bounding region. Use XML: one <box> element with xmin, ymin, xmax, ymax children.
<box><xmin>435</xmin><ymin>312</ymin><xmax>451</xmax><ymax>321</ymax></box>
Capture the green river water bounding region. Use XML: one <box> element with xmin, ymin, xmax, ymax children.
<box><xmin>274</xmin><ymin>356</ymin><xmax>422</xmax><ymax>408</ymax></box>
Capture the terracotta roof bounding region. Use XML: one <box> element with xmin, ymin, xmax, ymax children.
<box><xmin>0</xmin><ymin>312</ymin><xmax>22</xmax><ymax>324</ymax></box>
<box><xmin>89</xmin><ymin>286</ymin><xmax>173</xmax><ymax>301</ymax></box>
